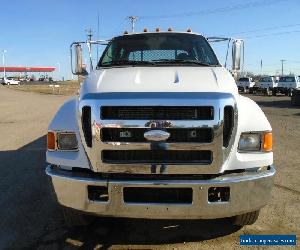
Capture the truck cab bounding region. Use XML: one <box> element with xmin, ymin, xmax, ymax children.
<box><xmin>258</xmin><ymin>76</ymin><xmax>278</xmax><ymax>95</ymax></box>
<box><xmin>46</xmin><ymin>31</ymin><xmax>275</xmax><ymax>226</ymax></box>
<box><xmin>237</xmin><ymin>77</ymin><xmax>256</xmax><ymax>93</ymax></box>
<box><xmin>274</xmin><ymin>76</ymin><xmax>300</xmax><ymax>96</ymax></box>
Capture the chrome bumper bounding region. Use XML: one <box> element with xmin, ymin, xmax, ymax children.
<box><xmin>46</xmin><ymin>165</ymin><xmax>275</xmax><ymax>219</ymax></box>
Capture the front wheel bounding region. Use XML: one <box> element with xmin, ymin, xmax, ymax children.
<box><xmin>233</xmin><ymin>210</ymin><xmax>260</xmax><ymax>226</ymax></box>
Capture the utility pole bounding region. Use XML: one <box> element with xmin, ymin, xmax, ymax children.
<box><xmin>85</xmin><ymin>28</ymin><xmax>93</xmax><ymax>42</ymax></box>
<box><xmin>280</xmin><ymin>59</ymin><xmax>286</xmax><ymax>76</ymax></box>
<box><xmin>127</xmin><ymin>16</ymin><xmax>138</xmax><ymax>32</ymax></box>
<box><xmin>2</xmin><ymin>50</ymin><xmax>7</xmax><ymax>78</ymax></box>
<box><xmin>56</xmin><ymin>62</ymin><xmax>61</xmax><ymax>81</ymax></box>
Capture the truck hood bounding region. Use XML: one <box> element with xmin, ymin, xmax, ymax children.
<box><xmin>81</xmin><ymin>66</ymin><xmax>237</xmax><ymax>96</ymax></box>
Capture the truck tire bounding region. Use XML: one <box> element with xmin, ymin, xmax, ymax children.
<box><xmin>291</xmin><ymin>94</ymin><xmax>300</xmax><ymax>106</ymax></box>
<box><xmin>62</xmin><ymin>207</ymin><xmax>92</xmax><ymax>227</ymax></box>
<box><xmin>233</xmin><ymin>210</ymin><xmax>260</xmax><ymax>226</ymax></box>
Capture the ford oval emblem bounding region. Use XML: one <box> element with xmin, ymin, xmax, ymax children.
<box><xmin>144</xmin><ymin>130</ymin><xmax>170</xmax><ymax>141</ymax></box>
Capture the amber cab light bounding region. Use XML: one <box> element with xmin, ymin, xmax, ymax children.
<box><xmin>47</xmin><ymin>132</ymin><xmax>56</xmax><ymax>150</ymax></box>
<box><xmin>263</xmin><ymin>132</ymin><xmax>272</xmax><ymax>152</ymax></box>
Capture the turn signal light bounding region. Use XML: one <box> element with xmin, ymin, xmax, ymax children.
<box><xmin>47</xmin><ymin>132</ymin><xmax>56</xmax><ymax>150</ymax></box>
<box><xmin>263</xmin><ymin>132</ymin><xmax>272</xmax><ymax>152</ymax></box>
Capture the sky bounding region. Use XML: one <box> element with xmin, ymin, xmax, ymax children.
<box><xmin>0</xmin><ymin>0</ymin><xmax>300</xmax><ymax>80</ymax></box>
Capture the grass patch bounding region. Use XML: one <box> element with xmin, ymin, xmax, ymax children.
<box><xmin>6</xmin><ymin>81</ymin><xmax>80</xmax><ymax>96</ymax></box>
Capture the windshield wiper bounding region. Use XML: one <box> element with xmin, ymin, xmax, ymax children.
<box><xmin>153</xmin><ymin>59</ymin><xmax>216</xmax><ymax>66</ymax></box>
<box><xmin>101</xmin><ymin>60</ymin><xmax>156</xmax><ymax>66</ymax></box>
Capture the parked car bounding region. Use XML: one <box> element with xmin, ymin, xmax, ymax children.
<box><xmin>1</xmin><ymin>77</ymin><xmax>20</xmax><ymax>85</ymax></box>
<box><xmin>237</xmin><ymin>77</ymin><xmax>256</xmax><ymax>93</ymax></box>
<box><xmin>273</xmin><ymin>76</ymin><xmax>300</xmax><ymax>96</ymax></box>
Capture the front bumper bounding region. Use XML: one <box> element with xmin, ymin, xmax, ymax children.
<box><xmin>46</xmin><ymin>165</ymin><xmax>275</xmax><ymax>219</ymax></box>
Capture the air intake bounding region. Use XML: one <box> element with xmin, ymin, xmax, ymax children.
<box><xmin>223</xmin><ymin>106</ymin><xmax>234</xmax><ymax>147</ymax></box>
<box><xmin>81</xmin><ymin>106</ymin><xmax>92</xmax><ymax>147</ymax></box>
<box><xmin>101</xmin><ymin>106</ymin><xmax>214</xmax><ymax>120</ymax></box>
<box><xmin>102</xmin><ymin>150</ymin><xmax>212</xmax><ymax>164</ymax></box>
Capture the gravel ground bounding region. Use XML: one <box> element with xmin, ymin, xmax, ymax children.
<box><xmin>0</xmin><ymin>86</ymin><xmax>299</xmax><ymax>249</ymax></box>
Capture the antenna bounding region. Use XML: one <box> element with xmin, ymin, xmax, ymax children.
<box><xmin>97</xmin><ymin>13</ymin><xmax>100</xmax><ymax>60</ymax></box>
<box><xmin>127</xmin><ymin>16</ymin><xmax>138</xmax><ymax>32</ymax></box>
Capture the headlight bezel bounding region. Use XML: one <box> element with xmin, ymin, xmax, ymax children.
<box><xmin>47</xmin><ymin>131</ymin><xmax>79</xmax><ymax>151</ymax></box>
<box><xmin>238</xmin><ymin>131</ymin><xmax>272</xmax><ymax>153</ymax></box>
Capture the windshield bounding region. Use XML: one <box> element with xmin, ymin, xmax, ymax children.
<box><xmin>98</xmin><ymin>33</ymin><xmax>220</xmax><ymax>67</ymax></box>
<box><xmin>260</xmin><ymin>77</ymin><xmax>273</xmax><ymax>82</ymax></box>
<box><xmin>279</xmin><ymin>76</ymin><xmax>295</xmax><ymax>82</ymax></box>
<box><xmin>239</xmin><ymin>77</ymin><xmax>250</xmax><ymax>82</ymax></box>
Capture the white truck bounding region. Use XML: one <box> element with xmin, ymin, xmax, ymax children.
<box><xmin>274</xmin><ymin>76</ymin><xmax>300</xmax><ymax>96</ymax></box>
<box><xmin>1</xmin><ymin>77</ymin><xmax>20</xmax><ymax>85</ymax></box>
<box><xmin>258</xmin><ymin>76</ymin><xmax>278</xmax><ymax>95</ymax></box>
<box><xmin>46</xmin><ymin>30</ymin><xmax>275</xmax><ymax>227</ymax></box>
<box><xmin>237</xmin><ymin>77</ymin><xmax>256</xmax><ymax>93</ymax></box>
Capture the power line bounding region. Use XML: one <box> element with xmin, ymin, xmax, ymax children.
<box><xmin>224</xmin><ymin>23</ymin><xmax>300</xmax><ymax>37</ymax></box>
<box><xmin>246</xmin><ymin>29</ymin><xmax>300</xmax><ymax>39</ymax></box>
<box><xmin>139</xmin><ymin>0</ymin><xmax>284</xmax><ymax>20</ymax></box>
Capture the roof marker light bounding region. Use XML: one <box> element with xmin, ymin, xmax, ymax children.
<box><xmin>168</xmin><ymin>27</ymin><xmax>173</xmax><ymax>32</ymax></box>
<box><xmin>156</xmin><ymin>27</ymin><xmax>160</xmax><ymax>32</ymax></box>
<box><xmin>143</xmin><ymin>28</ymin><xmax>148</xmax><ymax>32</ymax></box>
<box><xmin>187</xmin><ymin>28</ymin><xmax>192</xmax><ymax>32</ymax></box>
<box><xmin>123</xmin><ymin>30</ymin><xmax>129</xmax><ymax>35</ymax></box>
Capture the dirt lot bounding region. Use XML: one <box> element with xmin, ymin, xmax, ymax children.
<box><xmin>0</xmin><ymin>86</ymin><xmax>299</xmax><ymax>249</ymax></box>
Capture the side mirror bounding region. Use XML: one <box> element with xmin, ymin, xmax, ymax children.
<box><xmin>232</xmin><ymin>39</ymin><xmax>243</xmax><ymax>71</ymax></box>
<box><xmin>75</xmin><ymin>44</ymin><xmax>84</xmax><ymax>75</ymax></box>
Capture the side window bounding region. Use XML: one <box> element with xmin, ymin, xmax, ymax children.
<box><xmin>102</xmin><ymin>45</ymin><xmax>113</xmax><ymax>64</ymax></box>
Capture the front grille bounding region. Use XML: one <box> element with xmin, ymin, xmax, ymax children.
<box><xmin>101</xmin><ymin>106</ymin><xmax>214</xmax><ymax>120</ymax></box>
<box><xmin>123</xmin><ymin>187</ymin><xmax>193</xmax><ymax>204</ymax></box>
<box><xmin>101</xmin><ymin>128</ymin><xmax>213</xmax><ymax>143</ymax></box>
<box><xmin>223</xmin><ymin>106</ymin><xmax>234</xmax><ymax>147</ymax></box>
<box><xmin>102</xmin><ymin>150</ymin><xmax>212</xmax><ymax>164</ymax></box>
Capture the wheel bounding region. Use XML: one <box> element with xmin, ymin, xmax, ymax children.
<box><xmin>62</xmin><ymin>207</ymin><xmax>92</xmax><ymax>227</ymax></box>
<box><xmin>233</xmin><ymin>210</ymin><xmax>260</xmax><ymax>226</ymax></box>
<box><xmin>291</xmin><ymin>95</ymin><xmax>300</xmax><ymax>106</ymax></box>
<box><xmin>266</xmin><ymin>88</ymin><xmax>272</xmax><ymax>96</ymax></box>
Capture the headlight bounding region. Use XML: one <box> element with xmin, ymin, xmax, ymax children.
<box><xmin>238</xmin><ymin>132</ymin><xmax>272</xmax><ymax>152</ymax></box>
<box><xmin>238</xmin><ymin>133</ymin><xmax>261</xmax><ymax>151</ymax></box>
<box><xmin>57</xmin><ymin>132</ymin><xmax>78</xmax><ymax>150</ymax></box>
<box><xmin>47</xmin><ymin>131</ymin><xmax>78</xmax><ymax>151</ymax></box>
